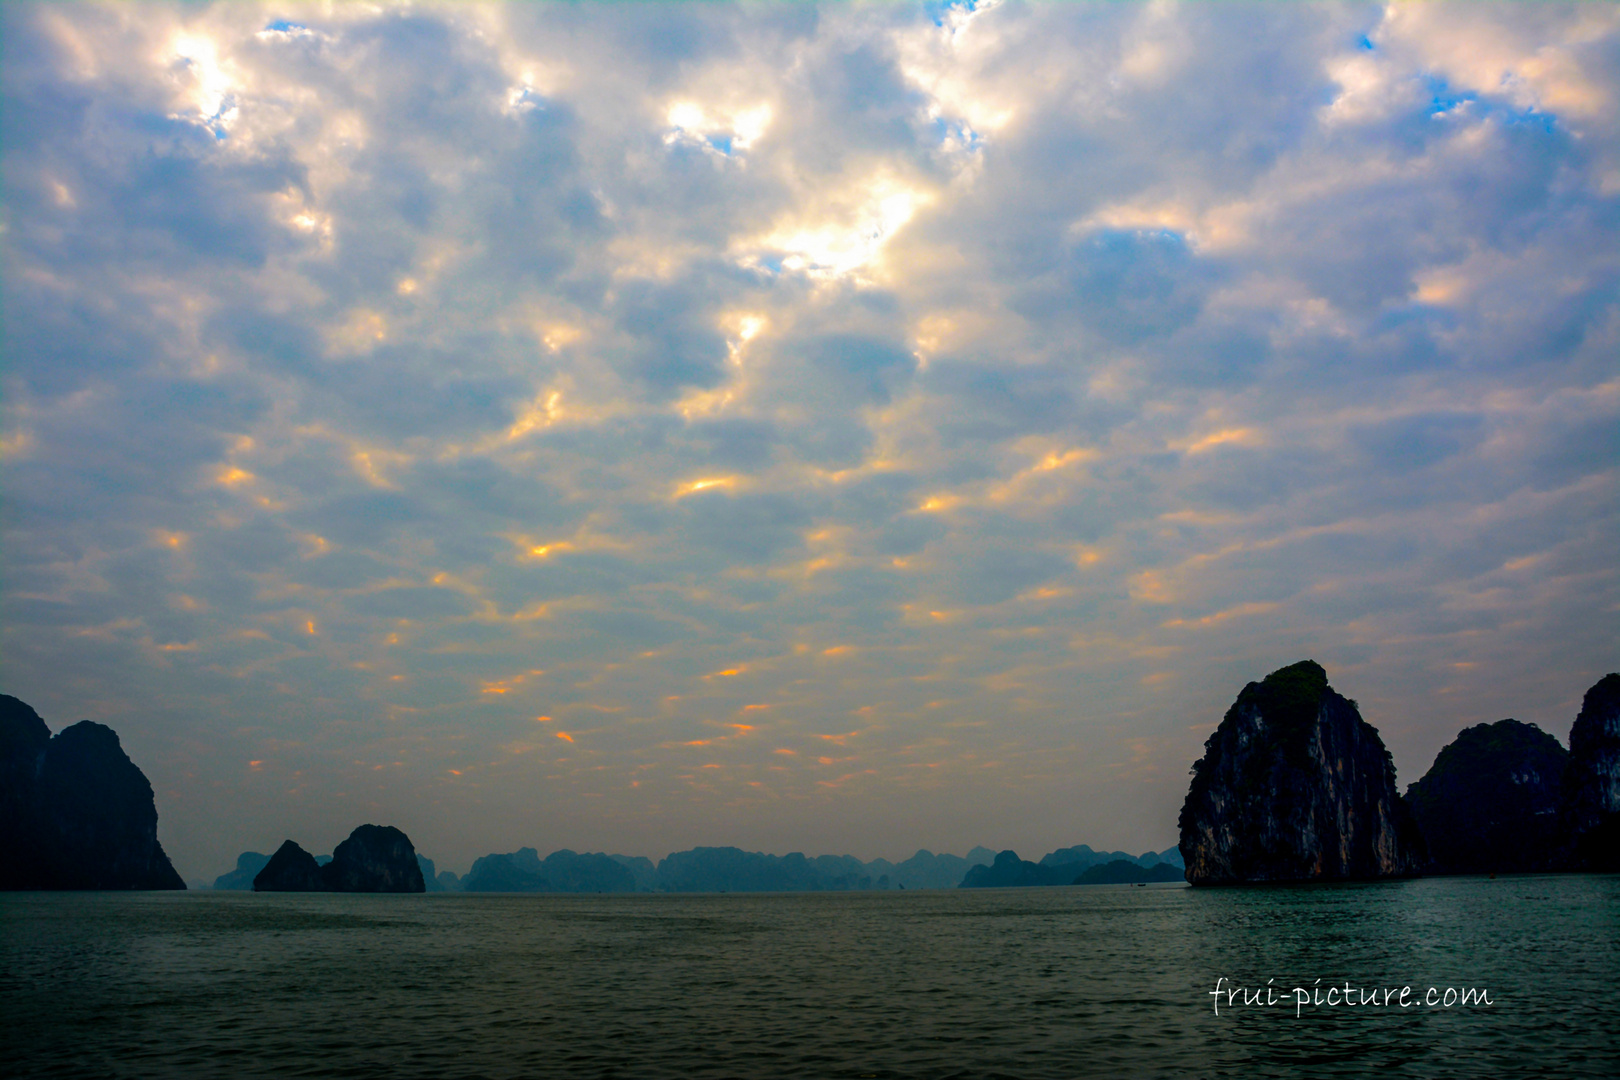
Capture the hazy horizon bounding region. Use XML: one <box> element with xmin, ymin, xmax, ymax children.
<box><xmin>3</xmin><ymin>2</ymin><xmax>1615</xmax><ymax>883</ymax></box>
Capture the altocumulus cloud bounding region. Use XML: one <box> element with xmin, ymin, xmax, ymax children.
<box><xmin>2</xmin><ymin>2</ymin><xmax>1615</xmax><ymax>878</ymax></box>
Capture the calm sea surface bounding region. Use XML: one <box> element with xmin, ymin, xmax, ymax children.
<box><xmin>3</xmin><ymin>875</ymin><xmax>1616</xmax><ymax>1078</ymax></box>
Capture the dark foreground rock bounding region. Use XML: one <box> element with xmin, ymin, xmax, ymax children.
<box><xmin>254</xmin><ymin>839</ymin><xmax>326</xmax><ymax>891</ymax></box>
<box><xmin>1563</xmin><ymin>673</ymin><xmax>1620</xmax><ymax>871</ymax></box>
<box><xmin>1406</xmin><ymin>719</ymin><xmax>1568</xmax><ymax>874</ymax></box>
<box><xmin>1</xmin><ymin>695</ymin><xmax>184</xmax><ymax>890</ymax></box>
<box><xmin>321</xmin><ymin>824</ymin><xmax>424</xmax><ymax>892</ymax></box>
<box><xmin>1178</xmin><ymin>661</ymin><xmax>1422</xmax><ymax>885</ymax></box>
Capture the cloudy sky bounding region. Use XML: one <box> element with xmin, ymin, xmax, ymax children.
<box><xmin>3</xmin><ymin>2</ymin><xmax>1616</xmax><ymax>879</ymax></box>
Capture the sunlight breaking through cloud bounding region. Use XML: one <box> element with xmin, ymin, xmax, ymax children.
<box><xmin>0</xmin><ymin>1</ymin><xmax>1614</xmax><ymax>878</ymax></box>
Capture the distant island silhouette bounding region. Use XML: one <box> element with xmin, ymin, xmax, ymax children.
<box><xmin>216</xmin><ymin>842</ymin><xmax>1187</xmax><ymax>894</ymax></box>
<box><xmin>5</xmin><ymin>668</ymin><xmax>1617</xmax><ymax>892</ymax></box>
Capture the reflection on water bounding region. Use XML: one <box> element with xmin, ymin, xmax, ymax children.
<box><xmin>3</xmin><ymin>875</ymin><xmax>1616</xmax><ymax>1078</ymax></box>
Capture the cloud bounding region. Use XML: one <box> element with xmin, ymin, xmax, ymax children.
<box><xmin>2</xmin><ymin>1</ymin><xmax>1615</xmax><ymax>876</ymax></box>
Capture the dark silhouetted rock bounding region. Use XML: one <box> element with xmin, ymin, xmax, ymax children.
<box><xmin>1</xmin><ymin>695</ymin><xmax>184</xmax><ymax>891</ymax></box>
<box><xmin>1407</xmin><ymin>719</ymin><xmax>1568</xmax><ymax>874</ymax></box>
<box><xmin>1563</xmin><ymin>673</ymin><xmax>1620</xmax><ymax>871</ymax></box>
<box><xmin>1</xmin><ymin>695</ymin><xmax>53</xmax><ymax>888</ymax></box>
<box><xmin>1072</xmin><ymin>860</ymin><xmax>1187</xmax><ymax>885</ymax></box>
<box><xmin>1178</xmin><ymin>661</ymin><xmax>1422</xmax><ymax>884</ymax></box>
<box><xmin>436</xmin><ymin>869</ymin><xmax>464</xmax><ymax>891</ymax></box>
<box><xmin>214</xmin><ymin>851</ymin><xmax>271</xmax><ymax>890</ymax></box>
<box><xmin>321</xmin><ymin>825</ymin><xmax>425</xmax><ymax>892</ymax></box>
<box><xmin>254</xmin><ymin>840</ymin><xmax>326</xmax><ymax>891</ymax></box>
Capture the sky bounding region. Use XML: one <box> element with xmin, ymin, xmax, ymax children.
<box><xmin>2</xmin><ymin>2</ymin><xmax>1616</xmax><ymax>881</ymax></box>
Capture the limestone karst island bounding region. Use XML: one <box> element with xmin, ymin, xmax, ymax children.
<box><xmin>1178</xmin><ymin>662</ymin><xmax>1619</xmax><ymax>883</ymax></box>
<box><xmin>3</xmin><ymin>667</ymin><xmax>1617</xmax><ymax>892</ymax></box>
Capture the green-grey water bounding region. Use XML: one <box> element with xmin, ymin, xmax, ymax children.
<box><xmin>3</xmin><ymin>875</ymin><xmax>1616</xmax><ymax>1078</ymax></box>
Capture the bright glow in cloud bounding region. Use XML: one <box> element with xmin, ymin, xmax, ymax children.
<box><xmin>169</xmin><ymin>32</ymin><xmax>236</xmax><ymax>133</ymax></box>
<box><xmin>754</xmin><ymin>175</ymin><xmax>935</xmax><ymax>281</ymax></box>
<box><xmin>1</xmin><ymin>2</ymin><xmax>1615</xmax><ymax>879</ymax></box>
<box><xmin>665</xmin><ymin>101</ymin><xmax>773</xmax><ymax>157</ymax></box>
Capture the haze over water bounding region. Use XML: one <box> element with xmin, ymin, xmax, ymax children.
<box><xmin>5</xmin><ymin>876</ymin><xmax>1616</xmax><ymax>1078</ymax></box>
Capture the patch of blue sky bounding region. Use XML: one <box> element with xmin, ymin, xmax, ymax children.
<box><xmin>925</xmin><ymin>0</ymin><xmax>996</xmax><ymax>31</ymax></box>
<box><xmin>1424</xmin><ymin>74</ymin><xmax>1556</xmax><ymax>132</ymax></box>
<box><xmin>923</xmin><ymin>1</ymin><xmax>955</xmax><ymax>29</ymax></box>
<box><xmin>506</xmin><ymin>85</ymin><xmax>547</xmax><ymax>115</ymax></box>
<box><xmin>736</xmin><ymin>252</ymin><xmax>787</xmax><ymax>280</ymax></box>
<box><xmin>931</xmin><ymin>115</ymin><xmax>981</xmax><ymax>151</ymax></box>
<box><xmin>1425</xmin><ymin>74</ymin><xmax>1476</xmax><ymax>117</ymax></box>
<box><xmin>1087</xmin><ymin>227</ymin><xmax>1191</xmax><ymax>254</ymax></box>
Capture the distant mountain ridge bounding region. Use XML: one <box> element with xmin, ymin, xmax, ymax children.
<box><xmin>962</xmin><ymin>847</ymin><xmax>1185</xmax><ymax>888</ymax></box>
<box><xmin>228</xmin><ymin>841</ymin><xmax>1182</xmax><ymax>894</ymax></box>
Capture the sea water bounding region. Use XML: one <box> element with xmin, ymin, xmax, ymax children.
<box><xmin>3</xmin><ymin>875</ymin><xmax>1616</xmax><ymax>1078</ymax></box>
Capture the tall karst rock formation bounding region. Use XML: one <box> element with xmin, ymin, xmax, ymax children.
<box><xmin>1178</xmin><ymin>661</ymin><xmax>1422</xmax><ymax>885</ymax></box>
<box><xmin>1562</xmin><ymin>673</ymin><xmax>1620</xmax><ymax>871</ymax></box>
<box><xmin>1</xmin><ymin>694</ymin><xmax>184</xmax><ymax>890</ymax></box>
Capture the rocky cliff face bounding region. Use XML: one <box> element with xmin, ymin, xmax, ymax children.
<box><xmin>1406</xmin><ymin>719</ymin><xmax>1568</xmax><ymax>874</ymax></box>
<box><xmin>254</xmin><ymin>840</ymin><xmax>326</xmax><ymax>891</ymax></box>
<box><xmin>321</xmin><ymin>824</ymin><xmax>424</xmax><ymax>892</ymax></box>
<box><xmin>1178</xmin><ymin>661</ymin><xmax>1422</xmax><ymax>884</ymax></box>
<box><xmin>1</xmin><ymin>695</ymin><xmax>184</xmax><ymax>891</ymax></box>
<box><xmin>1562</xmin><ymin>673</ymin><xmax>1620</xmax><ymax>871</ymax></box>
